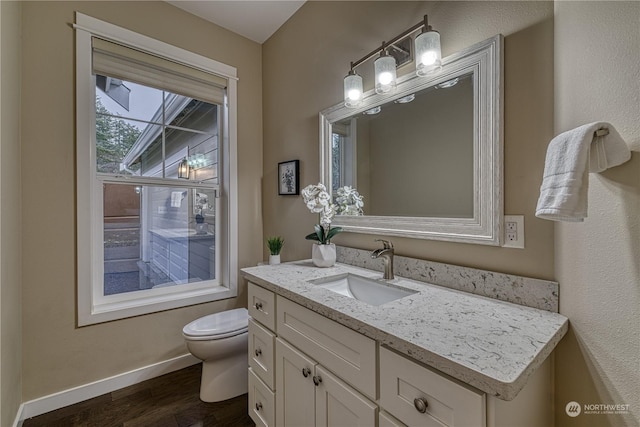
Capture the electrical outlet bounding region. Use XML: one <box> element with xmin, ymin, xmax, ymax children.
<box><xmin>503</xmin><ymin>215</ymin><xmax>525</xmax><ymax>249</ymax></box>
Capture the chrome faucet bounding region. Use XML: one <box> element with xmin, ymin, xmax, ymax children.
<box><xmin>371</xmin><ymin>239</ymin><xmax>394</xmax><ymax>280</ymax></box>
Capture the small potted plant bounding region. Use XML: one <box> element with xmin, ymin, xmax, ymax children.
<box><xmin>195</xmin><ymin>213</ymin><xmax>207</xmax><ymax>234</ymax></box>
<box><xmin>266</xmin><ymin>236</ymin><xmax>284</xmax><ymax>265</ymax></box>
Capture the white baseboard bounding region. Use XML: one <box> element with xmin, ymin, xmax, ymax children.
<box><xmin>19</xmin><ymin>354</ymin><xmax>200</xmax><ymax>423</ymax></box>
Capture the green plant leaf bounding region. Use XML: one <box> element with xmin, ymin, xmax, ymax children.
<box><xmin>305</xmin><ymin>232</ymin><xmax>321</xmax><ymax>242</ymax></box>
<box><xmin>325</xmin><ymin>226</ymin><xmax>342</xmax><ymax>242</ymax></box>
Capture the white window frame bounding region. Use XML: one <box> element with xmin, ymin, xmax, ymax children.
<box><xmin>74</xmin><ymin>13</ymin><xmax>239</xmax><ymax>326</ymax></box>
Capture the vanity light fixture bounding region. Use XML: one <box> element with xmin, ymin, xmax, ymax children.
<box><xmin>344</xmin><ymin>65</ymin><xmax>364</xmax><ymax>108</ymax></box>
<box><xmin>374</xmin><ymin>43</ymin><xmax>397</xmax><ymax>94</ymax></box>
<box><xmin>188</xmin><ymin>153</ymin><xmax>207</xmax><ymax>168</ymax></box>
<box><xmin>343</xmin><ymin>14</ymin><xmax>442</xmax><ymax>108</ymax></box>
<box><xmin>178</xmin><ymin>157</ymin><xmax>190</xmax><ymax>179</ymax></box>
<box><xmin>415</xmin><ymin>16</ymin><xmax>442</xmax><ymax>76</ymax></box>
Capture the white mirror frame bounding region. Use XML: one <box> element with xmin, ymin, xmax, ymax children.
<box><xmin>320</xmin><ymin>35</ymin><xmax>503</xmax><ymax>245</ymax></box>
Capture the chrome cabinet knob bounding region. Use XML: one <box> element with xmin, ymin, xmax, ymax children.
<box><xmin>313</xmin><ymin>375</ymin><xmax>323</xmax><ymax>386</ymax></box>
<box><xmin>302</xmin><ymin>367</ymin><xmax>311</xmax><ymax>378</ymax></box>
<box><xmin>414</xmin><ymin>397</ymin><xmax>428</xmax><ymax>413</ymax></box>
<box><xmin>254</xmin><ymin>348</ymin><xmax>262</xmax><ymax>357</ymax></box>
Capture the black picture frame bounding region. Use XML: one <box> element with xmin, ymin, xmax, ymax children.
<box><xmin>278</xmin><ymin>160</ymin><xmax>300</xmax><ymax>195</ymax></box>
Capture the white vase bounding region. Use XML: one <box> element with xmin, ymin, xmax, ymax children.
<box><xmin>195</xmin><ymin>223</ymin><xmax>208</xmax><ymax>235</ymax></box>
<box><xmin>269</xmin><ymin>254</ymin><xmax>281</xmax><ymax>265</ymax></box>
<box><xmin>312</xmin><ymin>243</ymin><xmax>336</xmax><ymax>268</ymax></box>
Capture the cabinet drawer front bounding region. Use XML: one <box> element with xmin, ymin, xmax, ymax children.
<box><xmin>277</xmin><ymin>296</ymin><xmax>377</xmax><ymax>398</ymax></box>
<box><xmin>248</xmin><ymin>283</ymin><xmax>276</xmax><ymax>330</ymax></box>
<box><xmin>380</xmin><ymin>347</ymin><xmax>486</xmax><ymax>427</ymax></box>
<box><xmin>249</xmin><ymin>368</ymin><xmax>275</xmax><ymax>427</ymax></box>
<box><xmin>249</xmin><ymin>318</ymin><xmax>275</xmax><ymax>389</ymax></box>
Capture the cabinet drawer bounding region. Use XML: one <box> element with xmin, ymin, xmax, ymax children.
<box><xmin>276</xmin><ymin>296</ymin><xmax>376</xmax><ymax>398</ymax></box>
<box><xmin>380</xmin><ymin>347</ymin><xmax>486</xmax><ymax>427</ymax></box>
<box><xmin>248</xmin><ymin>283</ymin><xmax>276</xmax><ymax>331</ymax></box>
<box><xmin>249</xmin><ymin>368</ymin><xmax>275</xmax><ymax>427</ymax></box>
<box><xmin>249</xmin><ymin>318</ymin><xmax>275</xmax><ymax>390</ymax></box>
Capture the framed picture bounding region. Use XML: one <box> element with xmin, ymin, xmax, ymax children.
<box><xmin>278</xmin><ymin>160</ymin><xmax>300</xmax><ymax>195</ymax></box>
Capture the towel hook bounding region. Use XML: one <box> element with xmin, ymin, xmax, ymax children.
<box><xmin>594</xmin><ymin>128</ymin><xmax>609</xmax><ymax>137</ymax></box>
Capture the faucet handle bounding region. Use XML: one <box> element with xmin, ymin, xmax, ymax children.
<box><xmin>375</xmin><ymin>239</ymin><xmax>394</xmax><ymax>249</ymax></box>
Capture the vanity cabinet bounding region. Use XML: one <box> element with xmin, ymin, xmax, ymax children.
<box><xmin>248</xmin><ymin>282</ymin><xmax>377</xmax><ymax>427</ymax></box>
<box><xmin>149</xmin><ymin>231</ymin><xmax>214</xmax><ymax>283</ymax></box>
<box><xmin>247</xmin><ymin>281</ymin><xmax>553</xmax><ymax>427</ymax></box>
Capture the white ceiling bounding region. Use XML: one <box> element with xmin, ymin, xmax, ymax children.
<box><xmin>167</xmin><ymin>1</ymin><xmax>306</xmax><ymax>44</ymax></box>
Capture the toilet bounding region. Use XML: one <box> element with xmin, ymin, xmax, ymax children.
<box><xmin>183</xmin><ymin>308</ymin><xmax>249</xmax><ymax>402</ymax></box>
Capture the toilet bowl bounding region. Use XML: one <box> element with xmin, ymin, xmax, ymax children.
<box><xmin>183</xmin><ymin>308</ymin><xmax>249</xmax><ymax>402</ymax></box>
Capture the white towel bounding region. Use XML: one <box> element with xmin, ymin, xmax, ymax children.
<box><xmin>535</xmin><ymin>122</ymin><xmax>630</xmax><ymax>222</ymax></box>
<box><xmin>170</xmin><ymin>191</ymin><xmax>182</xmax><ymax>208</ymax></box>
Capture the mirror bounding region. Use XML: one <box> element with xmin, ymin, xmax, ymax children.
<box><xmin>320</xmin><ymin>35</ymin><xmax>503</xmax><ymax>245</ymax></box>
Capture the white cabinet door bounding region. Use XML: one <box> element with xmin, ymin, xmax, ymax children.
<box><xmin>276</xmin><ymin>338</ymin><xmax>316</xmax><ymax>427</ymax></box>
<box><xmin>315</xmin><ymin>365</ymin><xmax>378</xmax><ymax>427</ymax></box>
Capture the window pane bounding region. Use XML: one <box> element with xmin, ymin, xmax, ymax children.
<box><xmin>332</xmin><ymin>133</ymin><xmax>342</xmax><ymax>193</ymax></box>
<box><xmin>96</xmin><ymin>75</ymin><xmax>164</xmax><ymax>124</ymax></box>
<box><xmin>96</xmin><ymin>84</ymin><xmax>219</xmax><ymax>179</ymax></box>
<box><xmin>166</xmin><ymin>93</ymin><xmax>218</xmax><ymax>134</ymax></box>
<box><xmin>103</xmin><ymin>183</ymin><xmax>216</xmax><ymax>296</ymax></box>
<box><xmin>165</xmin><ymin>128</ymin><xmax>219</xmax><ymax>182</ymax></box>
<box><xmin>96</xmin><ymin>115</ymin><xmax>160</xmax><ymax>175</ymax></box>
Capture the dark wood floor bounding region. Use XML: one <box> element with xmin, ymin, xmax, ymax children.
<box><xmin>23</xmin><ymin>364</ymin><xmax>255</xmax><ymax>427</ymax></box>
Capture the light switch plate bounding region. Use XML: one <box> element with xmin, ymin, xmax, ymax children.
<box><xmin>503</xmin><ymin>215</ymin><xmax>525</xmax><ymax>249</ymax></box>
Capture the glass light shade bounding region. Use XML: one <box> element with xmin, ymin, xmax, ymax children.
<box><xmin>415</xmin><ymin>30</ymin><xmax>442</xmax><ymax>76</ymax></box>
<box><xmin>344</xmin><ymin>72</ymin><xmax>364</xmax><ymax>108</ymax></box>
<box><xmin>374</xmin><ymin>54</ymin><xmax>397</xmax><ymax>94</ymax></box>
<box><xmin>178</xmin><ymin>157</ymin><xmax>190</xmax><ymax>179</ymax></box>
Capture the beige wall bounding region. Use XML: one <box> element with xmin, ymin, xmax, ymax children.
<box><xmin>263</xmin><ymin>1</ymin><xmax>555</xmax><ymax>278</ymax></box>
<box><xmin>1</xmin><ymin>1</ymin><xmax>23</xmax><ymax>423</ymax></box>
<box><xmin>554</xmin><ymin>2</ymin><xmax>640</xmax><ymax>426</ymax></box>
<box><xmin>21</xmin><ymin>1</ymin><xmax>263</xmax><ymax>400</ymax></box>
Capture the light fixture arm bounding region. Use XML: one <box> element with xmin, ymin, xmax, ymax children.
<box><xmin>349</xmin><ymin>15</ymin><xmax>430</xmax><ymax>71</ymax></box>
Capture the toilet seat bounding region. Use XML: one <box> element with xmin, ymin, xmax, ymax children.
<box><xmin>183</xmin><ymin>308</ymin><xmax>249</xmax><ymax>341</ymax></box>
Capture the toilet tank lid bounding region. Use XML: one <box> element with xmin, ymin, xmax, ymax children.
<box><xmin>183</xmin><ymin>308</ymin><xmax>249</xmax><ymax>337</ymax></box>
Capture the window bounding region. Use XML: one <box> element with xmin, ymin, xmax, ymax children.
<box><xmin>75</xmin><ymin>13</ymin><xmax>238</xmax><ymax>325</ymax></box>
<box><xmin>330</xmin><ymin>120</ymin><xmax>356</xmax><ymax>193</ymax></box>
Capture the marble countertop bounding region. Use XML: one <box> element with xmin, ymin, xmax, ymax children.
<box><xmin>149</xmin><ymin>228</ymin><xmax>213</xmax><ymax>240</ymax></box>
<box><xmin>241</xmin><ymin>260</ymin><xmax>568</xmax><ymax>401</ymax></box>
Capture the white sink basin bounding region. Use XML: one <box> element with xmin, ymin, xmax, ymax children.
<box><xmin>310</xmin><ymin>273</ymin><xmax>417</xmax><ymax>306</ymax></box>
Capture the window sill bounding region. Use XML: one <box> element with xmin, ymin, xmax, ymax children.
<box><xmin>79</xmin><ymin>282</ymin><xmax>235</xmax><ymax>326</ymax></box>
